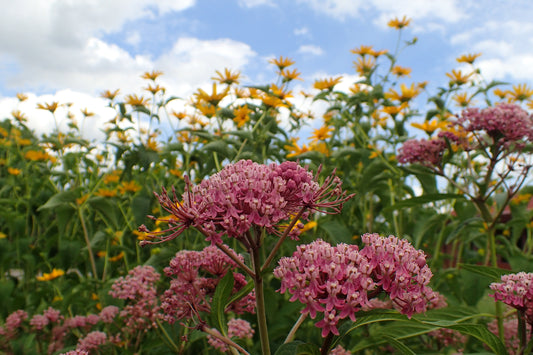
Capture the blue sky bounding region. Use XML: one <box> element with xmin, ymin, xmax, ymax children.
<box><xmin>1</xmin><ymin>0</ymin><xmax>533</xmax><ymax>139</ymax></box>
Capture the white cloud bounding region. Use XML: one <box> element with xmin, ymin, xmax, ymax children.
<box><xmin>298</xmin><ymin>45</ymin><xmax>324</xmax><ymax>56</ymax></box>
<box><xmin>237</xmin><ymin>0</ymin><xmax>275</xmax><ymax>8</ymax></box>
<box><xmin>294</xmin><ymin>27</ymin><xmax>310</xmax><ymax>36</ymax></box>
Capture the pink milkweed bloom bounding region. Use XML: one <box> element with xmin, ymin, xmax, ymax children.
<box><xmin>206</xmin><ymin>318</ymin><xmax>254</xmax><ymax>352</ymax></box>
<box><xmin>397</xmin><ymin>138</ymin><xmax>447</xmax><ymax>167</ymax></box>
<box><xmin>490</xmin><ymin>272</ymin><xmax>533</xmax><ymax>325</ymax></box>
<box><xmin>139</xmin><ymin>160</ymin><xmax>353</xmax><ymax>246</ymax></box>
<box><xmin>274</xmin><ymin>234</ymin><xmax>437</xmax><ymax>337</ymax></box>
<box><xmin>161</xmin><ymin>245</ymin><xmax>255</xmax><ymax>323</ymax></box>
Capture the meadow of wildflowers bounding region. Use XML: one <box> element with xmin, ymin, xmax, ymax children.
<box><xmin>1</xmin><ymin>16</ymin><xmax>533</xmax><ymax>354</ymax></box>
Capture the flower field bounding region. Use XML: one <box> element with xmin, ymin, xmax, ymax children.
<box><xmin>1</xmin><ymin>17</ymin><xmax>533</xmax><ymax>354</ymax></box>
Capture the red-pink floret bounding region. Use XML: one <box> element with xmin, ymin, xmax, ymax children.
<box><xmin>397</xmin><ymin>138</ymin><xmax>447</xmax><ymax>166</ymax></box>
<box><xmin>274</xmin><ymin>234</ymin><xmax>437</xmax><ymax>337</ymax></box>
<box><xmin>77</xmin><ymin>330</ymin><xmax>107</xmax><ymax>351</ymax></box>
<box><xmin>161</xmin><ymin>245</ymin><xmax>255</xmax><ymax>323</ymax></box>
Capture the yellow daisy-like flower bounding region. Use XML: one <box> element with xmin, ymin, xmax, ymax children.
<box><xmin>118</xmin><ymin>181</ymin><xmax>141</xmax><ymax>194</ymax></box>
<box><xmin>103</xmin><ymin>173</ymin><xmax>120</xmax><ymax>184</ymax></box>
<box><xmin>385</xmin><ymin>83</ymin><xmax>421</xmax><ymax>103</ymax></box>
<box><xmin>37</xmin><ymin>268</ymin><xmax>65</xmax><ymax>282</ymax></box>
<box><xmin>141</xmin><ymin>70</ymin><xmax>164</xmax><ymax>81</ymax></box>
<box><xmin>313</xmin><ymin>77</ymin><xmax>342</xmax><ymax>91</ymax></box>
<box><xmin>37</xmin><ymin>102</ymin><xmax>59</xmax><ymax>113</ymax></box>
<box><xmin>145</xmin><ymin>84</ymin><xmax>165</xmax><ymax>95</ymax></box>
<box><xmin>310</xmin><ymin>142</ymin><xmax>330</xmax><ymax>156</ymax></box>
<box><xmin>301</xmin><ymin>220</ymin><xmax>317</xmax><ymax>233</ymax></box>
<box><xmin>109</xmin><ymin>252</ymin><xmax>125</xmax><ymax>262</ymax></box>
<box><xmin>411</xmin><ymin>119</ymin><xmax>448</xmax><ymax>135</ymax></box>
<box><xmin>391</xmin><ymin>65</ymin><xmax>412</xmax><ymax>77</ymax></box>
<box><xmin>269</xmin><ymin>56</ymin><xmax>295</xmax><ymax>71</ymax></box>
<box><xmin>12</xmin><ymin>110</ymin><xmax>27</xmax><ymax>123</ymax></box>
<box><xmin>446</xmin><ymin>69</ymin><xmax>472</xmax><ymax>86</ymax></box>
<box><xmin>81</xmin><ymin>108</ymin><xmax>95</xmax><ymax>117</ymax></box>
<box><xmin>24</xmin><ymin>150</ymin><xmax>52</xmax><ymax>162</ymax></box>
<box><xmin>212</xmin><ymin>68</ymin><xmax>241</xmax><ymax>86</ymax></box>
<box><xmin>171</xmin><ymin>111</ymin><xmax>188</xmax><ymax>121</ymax></box>
<box><xmin>284</xmin><ymin>138</ymin><xmax>310</xmax><ymax>158</ymax></box>
<box><xmin>0</xmin><ymin>232</ymin><xmax>6</xmax><ymax>239</ymax></box>
<box><xmin>7</xmin><ymin>167</ymin><xmax>21</xmax><ymax>176</ymax></box>
<box><xmin>101</xmin><ymin>89</ymin><xmax>120</xmax><ymax>101</ymax></box>
<box><xmin>281</xmin><ymin>68</ymin><xmax>303</xmax><ymax>82</ymax></box>
<box><xmin>350</xmin><ymin>45</ymin><xmax>375</xmax><ymax>56</ymax></box>
<box><xmin>508</xmin><ymin>83</ymin><xmax>533</xmax><ymax>102</ymax></box>
<box><xmin>125</xmin><ymin>94</ymin><xmax>150</xmax><ymax>107</ymax></box>
<box><xmin>145</xmin><ymin>137</ymin><xmax>159</xmax><ymax>152</ymax></box>
<box><xmin>76</xmin><ymin>194</ymin><xmax>89</xmax><ymax>205</ymax></box>
<box><xmin>310</xmin><ymin>125</ymin><xmax>333</xmax><ymax>142</ymax></box>
<box><xmin>381</xmin><ymin>102</ymin><xmax>408</xmax><ymax>117</ymax></box>
<box><xmin>493</xmin><ymin>88</ymin><xmax>508</xmax><ymax>100</ymax></box>
<box><xmin>16</xmin><ymin>93</ymin><xmax>28</xmax><ymax>102</ymax></box>
<box><xmin>387</xmin><ymin>15</ymin><xmax>411</xmax><ymax>29</ymax></box>
<box><xmin>233</xmin><ymin>105</ymin><xmax>252</xmax><ymax>128</ymax></box>
<box><xmin>95</xmin><ymin>188</ymin><xmax>117</xmax><ymax>198</ymax></box>
<box><xmin>194</xmin><ymin>83</ymin><xmax>229</xmax><ymax>107</ymax></box>
<box><xmin>456</xmin><ymin>53</ymin><xmax>482</xmax><ymax>64</ymax></box>
<box><xmin>353</xmin><ymin>57</ymin><xmax>375</xmax><ymax>76</ymax></box>
<box><xmin>453</xmin><ymin>92</ymin><xmax>474</xmax><ymax>107</ymax></box>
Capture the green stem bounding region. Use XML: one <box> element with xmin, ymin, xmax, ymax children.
<box><xmin>252</xmin><ymin>246</ymin><xmax>271</xmax><ymax>355</ymax></box>
<box><xmin>155</xmin><ymin>319</ymin><xmax>181</xmax><ymax>353</ymax></box>
<box><xmin>77</xmin><ymin>206</ymin><xmax>97</xmax><ymax>278</ymax></box>
<box><xmin>518</xmin><ymin>310</ymin><xmax>527</xmax><ymax>354</ymax></box>
<box><xmin>284</xmin><ymin>312</ymin><xmax>307</xmax><ymax>344</ymax></box>
<box><xmin>431</xmin><ymin>217</ymin><xmax>449</xmax><ymax>269</ymax></box>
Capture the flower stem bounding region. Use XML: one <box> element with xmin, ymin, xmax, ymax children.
<box><xmin>252</xmin><ymin>246</ymin><xmax>271</xmax><ymax>355</ymax></box>
<box><xmin>284</xmin><ymin>312</ymin><xmax>307</xmax><ymax>344</ymax></box>
<box><xmin>201</xmin><ymin>325</ymin><xmax>251</xmax><ymax>355</ymax></box>
<box><xmin>320</xmin><ymin>332</ymin><xmax>334</xmax><ymax>355</ymax></box>
<box><xmin>76</xmin><ymin>206</ymin><xmax>97</xmax><ymax>278</ymax></box>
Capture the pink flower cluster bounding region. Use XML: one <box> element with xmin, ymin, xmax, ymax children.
<box><xmin>457</xmin><ymin>104</ymin><xmax>533</xmax><ymax>149</ymax></box>
<box><xmin>206</xmin><ymin>318</ymin><xmax>254</xmax><ymax>352</ymax></box>
<box><xmin>488</xmin><ymin>315</ymin><xmax>532</xmax><ymax>355</ymax></box>
<box><xmin>397</xmin><ymin>138</ymin><xmax>447</xmax><ymax>166</ymax></box>
<box><xmin>490</xmin><ymin>272</ymin><xmax>533</xmax><ymax>324</ymax></box>
<box><xmin>140</xmin><ymin>159</ymin><xmax>352</xmax><ymax>245</ymax></box>
<box><xmin>109</xmin><ymin>265</ymin><xmax>161</xmax><ymax>334</ymax></box>
<box><xmin>0</xmin><ymin>310</ymin><xmax>27</xmax><ymax>340</ymax></box>
<box><xmin>161</xmin><ymin>245</ymin><xmax>255</xmax><ymax>323</ymax></box>
<box><xmin>274</xmin><ymin>234</ymin><xmax>437</xmax><ymax>336</ymax></box>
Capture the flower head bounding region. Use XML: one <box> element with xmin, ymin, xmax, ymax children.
<box><xmin>140</xmin><ymin>160</ymin><xmax>353</xmax><ymax>246</ymax></box>
<box><xmin>161</xmin><ymin>245</ymin><xmax>255</xmax><ymax>323</ymax></box>
<box><xmin>490</xmin><ymin>272</ymin><xmax>533</xmax><ymax>325</ymax></box>
<box><xmin>274</xmin><ymin>234</ymin><xmax>436</xmax><ymax>337</ymax></box>
<box><xmin>397</xmin><ymin>138</ymin><xmax>447</xmax><ymax>166</ymax></box>
<box><xmin>388</xmin><ymin>16</ymin><xmax>411</xmax><ymax>29</ymax></box>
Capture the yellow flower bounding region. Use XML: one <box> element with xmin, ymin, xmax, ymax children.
<box><xmin>453</xmin><ymin>92</ymin><xmax>474</xmax><ymax>107</ymax></box>
<box><xmin>125</xmin><ymin>94</ymin><xmax>150</xmax><ymax>107</ymax></box>
<box><xmin>101</xmin><ymin>89</ymin><xmax>120</xmax><ymax>100</ymax></box>
<box><xmin>350</xmin><ymin>45</ymin><xmax>375</xmax><ymax>56</ymax></box>
<box><xmin>24</xmin><ymin>150</ymin><xmax>53</xmax><ymax>161</ymax></box>
<box><xmin>233</xmin><ymin>105</ymin><xmax>252</xmax><ymax>128</ymax></box>
<box><xmin>169</xmin><ymin>168</ymin><xmax>183</xmax><ymax>178</ymax></box>
<box><xmin>109</xmin><ymin>252</ymin><xmax>125</xmax><ymax>262</ymax></box>
<box><xmin>16</xmin><ymin>93</ymin><xmax>28</xmax><ymax>102</ymax></box>
<box><xmin>146</xmin><ymin>137</ymin><xmax>159</xmax><ymax>152</ymax></box>
<box><xmin>391</xmin><ymin>65</ymin><xmax>412</xmax><ymax>77</ymax></box>
<box><xmin>0</xmin><ymin>232</ymin><xmax>6</xmax><ymax>239</ymax></box>
<box><xmin>280</xmin><ymin>68</ymin><xmax>303</xmax><ymax>82</ymax></box>
<box><xmin>353</xmin><ymin>57</ymin><xmax>375</xmax><ymax>76</ymax></box>
<box><xmin>313</xmin><ymin>77</ymin><xmax>342</xmax><ymax>91</ymax></box>
<box><xmin>194</xmin><ymin>83</ymin><xmax>229</xmax><ymax>107</ymax></box>
<box><xmin>145</xmin><ymin>84</ymin><xmax>165</xmax><ymax>95</ymax></box>
<box><xmin>310</xmin><ymin>142</ymin><xmax>330</xmax><ymax>156</ymax></box>
<box><xmin>196</xmin><ymin>103</ymin><xmax>217</xmax><ymax>118</ymax></box>
<box><xmin>493</xmin><ymin>88</ymin><xmax>508</xmax><ymax>100</ymax></box>
<box><xmin>456</xmin><ymin>53</ymin><xmax>482</xmax><ymax>64</ymax></box>
<box><xmin>11</xmin><ymin>110</ymin><xmax>27</xmax><ymax>123</ymax></box>
<box><xmin>446</xmin><ymin>69</ymin><xmax>472</xmax><ymax>86</ymax></box>
<box><xmin>381</xmin><ymin>103</ymin><xmax>408</xmax><ymax>117</ymax></box>
<box><xmin>141</xmin><ymin>70</ymin><xmax>164</xmax><ymax>81</ymax></box>
<box><xmin>103</xmin><ymin>173</ymin><xmax>120</xmax><ymax>184</ymax></box>
<box><xmin>261</xmin><ymin>94</ymin><xmax>287</xmax><ymax>108</ymax></box>
<box><xmin>411</xmin><ymin>119</ymin><xmax>448</xmax><ymax>135</ymax></box>
<box><xmin>269</xmin><ymin>56</ymin><xmax>295</xmax><ymax>71</ymax></box>
<box><xmin>8</xmin><ymin>167</ymin><xmax>21</xmax><ymax>176</ymax></box>
<box><xmin>270</xmin><ymin>84</ymin><xmax>293</xmax><ymax>100</ymax></box>
<box><xmin>301</xmin><ymin>221</ymin><xmax>317</xmax><ymax>233</ymax></box>
<box><xmin>37</xmin><ymin>268</ymin><xmax>65</xmax><ymax>281</ymax></box>
<box><xmin>310</xmin><ymin>125</ymin><xmax>333</xmax><ymax>142</ymax></box>
<box><xmin>37</xmin><ymin>102</ymin><xmax>59</xmax><ymax>113</ymax></box>
<box><xmin>284</xmin><ymin>138</ymin><xmax>310</xmax><ymax>158</ymax></box>
<box><xmin>76</xmin><ymin>194</ymin><xmax>89</xmax><ymax>205</ymax></box>
<box><xmin>171</xmin><ymin>111</ymin><xmax>188</xmax><ymax>121</ymax></box>
<box><xmin>385</xmin><ymin>83</ymin><xmax>421</xmax><ymax>102</ymax></box>
<box><xmin>508</xmin><ymin>84</ymin><xmax>533</xmax><ymax>102</ymax></box>
<box><xmin>387</xmin><ymin>15</ymin><xmax>411</xmax><ymax>29</ymax></box>
<box><xmin>81</xmin><ymin>108</ymin><xmax>95</xmax><ymax>117</ymax></box>
<box><xmin>15</xmin><ymin>138</ymin><xmax>32</xmax><ymax>146</ymax></box>
<box><xmin>118</xmin><ymin>181</ymin><xmax>141</xmax><ymax>194</ymax></box>
<box><xmin>95</xmin><ymin>188</ymin><xmax>117</xmax><ymax>198</ymax></box>
<box><xmin>511</xmin><ymin>193</ymin><xmax>532</xmax><ymax>205</ymax></box>
<box><xmin>212</xmin><ymin>68</ymin><xmax>241</xmax><ymax>86</ymax></box>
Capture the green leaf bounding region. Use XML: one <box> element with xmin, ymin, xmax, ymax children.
<box><xmin>386</xmin><ymin>193</ymin><xmax>465</xmax><ymax>211</ymax></box>
<box><xmin>211</xmin><ymin>271</ymin><xmax>234</xmax><ymax>334</ymax></box>
<box><xmin>319</xmin><ymin>220</ymin><xmax>352</xmax><ymax>244</ymax></box>
<box><xmin>439</xmin><ymin>323</ymin><xmax>508</xmax><ymax>355</ymax></box>
<box><xmin>381</xmin><ymin>336</ymin><xmax>416</xmax><ymax>355</ymax></box>
<box><xmin>226</xmin><ymin>281</ymin><xmax>254</xmax><ymax>307</ymax></box>
<box><xmin>88</xmin><ymin>197</ymin><xmax>121</xmax><ymax>229</ymax></box>
<box><xmin>38</xmin><ymin>190</ymin><xmax>79</xmax><ymax>210</ymax></box>
<box><xmin>203</xmin><ymin>140</ymin><xmax>233</xmax><ymax>157</ymax></box>
<box><xmin>459</xmin><ymin>263</ymin><xmax>510</xmax><ymax>281</ymax></box>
